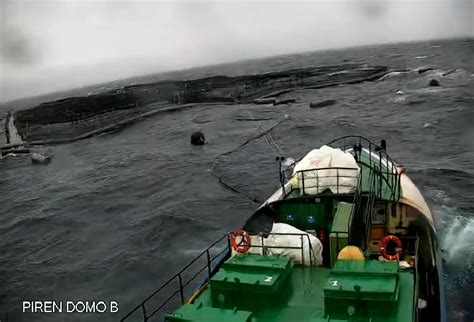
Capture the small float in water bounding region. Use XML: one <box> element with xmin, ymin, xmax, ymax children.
<box><xmin>309</xmin><ymin>99</ymin><xmax>336</xmax><ymax>108</ymax></box>
<box><xmin>190</xmin><ymin>132</ymin><xmax>206</xmax><ymax>145</ymax></box>
<box><xmin>253</xmin><ymin>98</ymin><xmax>277</xmax><ymax>105</ymax></box>
<box><xmin>31</xmin><ymin>152</ymin><xmax>52</xmax><ymax>164</ymax></box>
<box><xmin>274</xmin><ymin>98</ymin><xmax>296</xmax><ymax>105</ymax></box>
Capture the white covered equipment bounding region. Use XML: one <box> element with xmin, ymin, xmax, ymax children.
<box><xmin>241</xmin><ymin>223</ymin><xmax>323</xmax><ymax>266</ymax></box>
<box><xmin>292</xmin><ymin>145</ymin><xmax>360</xmax><ymax>194</ymax></box>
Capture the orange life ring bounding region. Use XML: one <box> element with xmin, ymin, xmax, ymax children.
<box><xmin>380</xmin><ymin>235</ymin><xmax>403</xmax><ymax>260</ymax></box>
<box><xmin>231</xmin><ymin>229</ymin><xmax>252</xmax><ymax>253</ymax></box>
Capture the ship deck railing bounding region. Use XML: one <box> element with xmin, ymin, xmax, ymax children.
<box><xmin>120</xmin><ymin>233</ymin><xmax>231</xmax><ymax>322</ymax></box>
<box><xmin>282</xmin><ymin>166</ymin><xmax>364</xmax><ymax>249</ymax></box>
<box><xmin>327</xmin><ymin>135</ymin><xmax>401</xmax><ymax>201</ymax></box>
<box><xmin>121</xmin><ymin>230</ymin><xmax>331</xmax><ymax>321</ymax></box>
<box><xmin>282</xmin><ymin>136</ymin><xmax>402</xmax><ymax>202</ymax></box>
<box><xmin>121</xmin><ymin>231</ymin><xmax>420</xmax><ymax>322</ymax></box>
<box><xmin>282</xmin><ymin>166</ymin><xmax>360</xmax><ymax>198</ymax></box>
<box><xmin>402</xmin><ymin>235</ymin><xmax>420</xmax><ymax>260</ymax></box>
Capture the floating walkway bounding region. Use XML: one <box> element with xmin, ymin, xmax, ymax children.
<box><xmin>1</xmin><ymin>112</ymin><xmax>28</xmax><ymax>156</ymax></box>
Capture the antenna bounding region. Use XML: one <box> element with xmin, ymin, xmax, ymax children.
<box><xmin>381</xmin><ymin>139</ymin><xmax>387</xmax><ymax>151</ymax></box>
<box><xmin>276</xmin><ymin>156</ymin><xmax>285</xmax><ymax>187</ymax></box>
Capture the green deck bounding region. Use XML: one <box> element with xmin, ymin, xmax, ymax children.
<box><xmin>165</xmin><ymin>255</ymin><xmax>414</xmax><ymax>322</ymax></box>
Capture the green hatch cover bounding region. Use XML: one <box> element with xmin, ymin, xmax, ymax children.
<box><xmin>323</xmin><ymin>260</ymin><xmax>400</xmax><ymax>319</ymax></box>
<box><xmin>165</xmin><ymin>259</ymin><xmax>414</xmax><ymax>322</ymax></box>
<box><xmin>164</xmin><ymin>304</ymin><xmax>252</xmax><ymax>322</ymax></box>
<box><xmin>210</xmin><ymin>254</ymin><xmax>293</xmax><ymax>309</ymax></box>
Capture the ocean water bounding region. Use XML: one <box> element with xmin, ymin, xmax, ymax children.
<box><xmin>0</xmin><ymin>39</ymin><xmax>473</xmax><ymax>322</ymax></box>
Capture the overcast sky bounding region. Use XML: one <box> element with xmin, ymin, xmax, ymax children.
<box><xmin>0</xmin><ymin>0</ymin><xmax>472</xmax><ymax>102</ymax></box>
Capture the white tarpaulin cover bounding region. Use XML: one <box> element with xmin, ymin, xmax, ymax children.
<box><xmin>292</xmin><ymin>145</ymin><xmax>360</xmax><ymax>194</ymax></box>
<box><xmin>244</xmin><ymin>223</ymin><xmax>323</xmax><ymax>266</ymax></box>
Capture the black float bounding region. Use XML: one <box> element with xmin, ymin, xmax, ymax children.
<box><xmin>191</xmin><ymin>131</ymin><xmax>206</xmax><ymax>145</ymax></box>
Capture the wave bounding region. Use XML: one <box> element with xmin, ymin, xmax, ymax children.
<box><xmin>0</xmin><ymin>153</ymin><xmax>18</xmax><ymax>159</ymax></box>
<box><xmin>0</xmin><ymin>213</ymin><xmax>79</xmax><ymax>235</ymax></box>
<box><xmin>389</xmin><ymin>95</ymin><xmax>406</xmax><ymax>103</ymax></box>
<box><xmin>378</xmin><ymin>67</ymin><xmax>472</xmax><ymax>83</ymax></box>
<box><xmin>414</xmin><ymin>54</ymin><xmax>437</xmax><ymax>59</ymax></box>
<box><xmin>442</xmin><ymin>215</ymin><xmax>474</xmax><ymax>263</ymax></box>
<box><xmin>410</xmin><ymin>167</ymin><xmax>474</xmax><ymax>179</ymax></box>
<box><xmin>377</xmin><ymin>70</ymin><xmax>410</xmax><ymax>81</ymax></box>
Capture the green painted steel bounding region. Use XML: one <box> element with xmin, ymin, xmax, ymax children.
<box><xmin>331</xmin><ymin>259</ymin><xmax>399</xmax><ymax>275</ymax></box>
<box><xmin>357</xmin><ymin>150</ymin><xmax>400</xmax><ymax>201</ymax></box>
<box><xmin>324</xmin><ymin>260</ymin><xmax>400</xmax><ymax>318</ymax></box>
<box><xmin>329</xmin><ymin>202</ymin><xmax>354</xmax><ymax>266</ymax></box>
<box><xmin>320</xmin><ymin>268</ymin><xmax>414</xmax><ymax>322</ymax></box>
<box><xmin>278</xmin><ymin>203</ymin><xmax>327</xmax><ymax>231</ymax></box>
<box><xmin>165</xmin><ymin>255</ymin><xmax>415</xmax><ymax>322</ymax></box>
<box><xmin>211</xmin><ymin>254</ymin><xmax>293</xmax><ymax>307</ymax></box>
<box><xmin>164</xmin><ymin>304</ymin><xmax>252</xmax><ymax>322</ymax></box>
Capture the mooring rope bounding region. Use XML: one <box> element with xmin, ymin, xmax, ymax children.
<box><xmin>259</xmin><ymin>123</ymin><xmax>283</xmax><ymax>156</ymax></box>
<box><xmin>210</xmin><ymin>116</ymin><xmax>287</xmax><ymax>204</ymax></box>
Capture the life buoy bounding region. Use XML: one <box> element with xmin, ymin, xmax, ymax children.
<box><xmin>231</xmin><ymin>229</ymin><xmax>252</xmax><ymax>253</ymax></box>
<box><xmin>380</xmin><ymin>235</ymin><xmax>403</xmax><ymax>261</ymax></box>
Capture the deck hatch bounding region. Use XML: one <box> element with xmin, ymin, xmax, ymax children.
<box><xmin>210</xmin><ymin>254</ymin><xmax>293</xmax><ymax>307</ymax></box>
<box><xmin>324</xmin><ymin>260</ymin><xmax>399</xmax><ymax>301</ymax></box>
<box><xmin>164</xmin><ymin>304</ymin><xmax>252</xmax><ymax>322</ymax></box>
<box><xmin>211</xmin><ymin>254</ymin><xmax>293</xmax><ymax>292</ymax></box>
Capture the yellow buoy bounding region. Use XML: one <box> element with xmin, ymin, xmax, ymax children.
<box><xmin>337</xmin><ymin>245</ymin><xmax>365</xmax><ymax>260</ymax></box>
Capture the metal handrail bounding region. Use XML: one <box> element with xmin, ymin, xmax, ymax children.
<box><xmin>330</xmin><ymin>230</ymin><xmax>353</xmax><ymax>258</ymax></box>
<box><xmin>347</xmin><ymin>168</ymin><xmax>363</xmax><ymax>245</ymax></box>
<box><xmin>122</xmin><ymin>230</ymin><xmax>324</xmax><ymax>321</ymax></box>
<box><xmin>361</xmin><ymin>170</ymin><xmax>377</xmax><ymax>250</ymax></box>
<box><xmin>282</xmin><ymin>136</ymin><xmax>401</xmax><ymax>201</ymax></box>
<box><xmin>290</xmin><ymin>167</ymin><xmax>359</xmax><ymax>196</ymax></box>
<box><xmin>121</xmin><ymin>233</ymin><xmax>231</xmax><ymax>322</ymax></box>
<box><xmin>401</xmin><ymin>235</ymin><xmax>420</xmax><ymax>259</ymax></box>
<box><xmin>327</xmin><ymin>135</ymin><xmax>397</xmax><ymax>167</ymax></box>
<box><xmin>284</xmin><ymin>136</ymin><xmax>398</xmax><ymax>173</ymax></box>
<box><xmin>327</xmin><ymin>136</ymin><xmax>401</xmax><ymax>202</ymax></box>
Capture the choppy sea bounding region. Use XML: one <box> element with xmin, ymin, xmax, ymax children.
<box><xmin>0</xmin><ymin>38</ymin><xmax>473</xmax><ymax>321</ymax></box>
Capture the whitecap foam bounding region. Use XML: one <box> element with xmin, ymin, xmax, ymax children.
<box><xmin>425</xmin><ymin>70</ymin><xmax>446</xmax><ymax>78</ymax></box>
<box><xmin>414</xmin><ymin>87</ymin><xmax>450</xmax><ymax>94</ymax></box>
<box><xmin>441</xmin><ymin>215</ymin><xmax>474</xmax><ymax>263</ymax></box>
<box><xmin>328</xmin><ymin>70</ymin><xmax>350</xmax><ymax>76</ymax></box>
<box><xmin>415</xmin><ymin>54</ymin><xmax>436</xmax><ymax>59</ymax></box>
<box><xmin>388</xmin><ymin>95</ymin><xmax>406</xmax><ymax>103</ymax></box>
<box><xmin>282</xmin><ymin>157</ymin><xmax>295</xmax><ymax>167</ymax></box>
<box><xmin>377</xmin><ymin>71</ymin><xmax>410</xmax><ymax>81</ymax></box>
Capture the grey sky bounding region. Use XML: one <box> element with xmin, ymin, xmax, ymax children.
<box><xmin>0</xmin><ymin>0</ymin><xmax>472</xmax><ymax>102</ymax></box>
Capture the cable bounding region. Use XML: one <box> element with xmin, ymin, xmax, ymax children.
<box><xmin>210</xmin><ymin>116</ymin><xmax>287</xmax><ymax>204</ymax></box>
